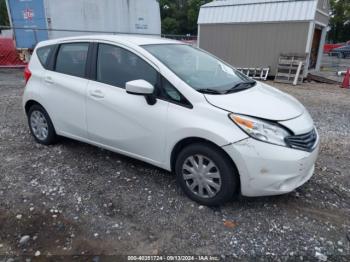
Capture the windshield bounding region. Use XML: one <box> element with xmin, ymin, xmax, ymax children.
<box><xmin>143</xmin><ymin>44</ymin><xmax>255</xmax><ymax>94</ymax></box>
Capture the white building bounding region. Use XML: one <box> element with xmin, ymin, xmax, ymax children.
<box><xmin>44</xmin><ymin>0</ymin><xmax>161</xmax><ymax>38</ymax></box>
<box><xmin>198</xmin><ymin>0</ymin><xmax>330</xmax><ymax>75</ymax></box>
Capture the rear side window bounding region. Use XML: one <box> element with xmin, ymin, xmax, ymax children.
<box><xmin>96</xmin><ymin>44</ymin><xmax>158</xmax><ymax>88</ymax></box>
<box><xmin>55</xmin><ymin>43</ymin><xmax>89</xmax><ymax>78</ymax></box>
<box><xmin>37</xmin><ymin>45</ymin><xmax>54</xmax><ymax>69</ymax></box>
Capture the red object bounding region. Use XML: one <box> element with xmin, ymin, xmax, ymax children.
<box><xmin>23</xmin><ymin>8</ymin><xmax>34</xmax><ymax>20</ymax></box>
<box><xmin>324</xmin><ymin>40</ymin><xmax>350</xmax><ymax>53</ymax></box>
<box><xmin>324</xmin><ymin>43</ymin><xmax>343</xmax><ymax>53</ymax></box>
<box><xmin>342</xmin><ymin>68</ymin><xmax>350</xmax><ymax>89</ymax></box>
<box><xmin>24</xmin><ymin>64</ymin><xmax>32</xmax><ymax>84</ymax></box>
<box><xmin>0</xmin><ymin>37</ymin><xmax>26</xmax><ymax>67</ymax></box>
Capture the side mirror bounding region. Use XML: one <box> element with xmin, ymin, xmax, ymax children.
<box><xmin>126</xmin><ymin>80</ymin><xmax>154</xmax><ymax>95</ymax></box>
<box><xmin>126</xmin><ymin>80</ymin><xmax>157</xmax><ymax>105</ymax></box>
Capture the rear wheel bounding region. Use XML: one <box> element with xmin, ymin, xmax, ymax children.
<box><xmin>175</xmin><ymin>143</ymin><xmax>239</xmax><ymax>206</ymax></box>
<box><xmin>28</xmin><ymin>104</ymin><xmax>57</xmax><ymax>145</ymax></box>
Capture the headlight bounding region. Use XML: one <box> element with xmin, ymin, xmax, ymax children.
<box><xmin>229</xmin><ymin>113</ymin><xmax>291</xmax><ymax>146</ymax></box>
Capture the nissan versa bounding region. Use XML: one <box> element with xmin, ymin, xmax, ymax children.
<box><xmin>23</xmin><ymin>35</ymin><xmax>319</xmax><ymax>205</ymax></box>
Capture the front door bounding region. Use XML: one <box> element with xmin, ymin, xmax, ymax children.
<box><xmin>86</xmin><ymin>43</ymin><xmax>168</xmax><ymax>165</ymax></box>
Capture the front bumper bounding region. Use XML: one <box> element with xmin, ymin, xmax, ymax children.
<box><xmin>222</xmin><ymin>137</ymin><xmax>320</xmax><ymax>197</ymax></box>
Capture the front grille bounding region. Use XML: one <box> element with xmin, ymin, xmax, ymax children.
<box><xmin>285</xmin><ymin>129</ymin><xmax>318</xmax><ymax>152</ymax></box>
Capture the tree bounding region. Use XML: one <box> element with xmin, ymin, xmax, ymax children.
<box><xmin>162</xmin><ymin>17</ymin><xmax>180</xmax><ymax>35</ymax></box>
<box><xmin>0</xmin><ymin>0</ymin><xmax>10</xmax><ymax>27</ymax></box>
<box><xmin>186</xmin><ymin>0</ymin><xmax>210</xmax><ymax>34</ymax></box>
<box><xmin>159</xmin><ymin>0</ymin><xmax>211</xmax><ymax>35</ymax></box>
<box><xmin>328</xmin><ymin>0</ymin><xmax>350</xmax><ymax>43</ymax></box>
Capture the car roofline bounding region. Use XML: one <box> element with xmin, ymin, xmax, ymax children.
<box><xmin>35</xmin><ymin>34</ymin><xmax>182</xmax><ymax>49</ymax></box>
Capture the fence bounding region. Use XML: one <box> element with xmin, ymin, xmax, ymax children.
<box><xmin>0</xmin><ymin>36</ymin><xmax>26</xmax><ymax>68</ymax></box>
<box><xmin>0</xmin><ymin>26</ymin><xmax>198</xmax><ymax>67</ymax></box>
<box><xmin>319</xmin><ymin>52</ymin><xmax>350</xmax><ymax>82</ymax></box>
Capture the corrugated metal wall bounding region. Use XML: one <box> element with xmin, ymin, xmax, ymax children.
<box><xmin>198</xmin><ymin>0</ymin><xmax>318</xmax><ymax>24</ymax></box>
<box><xmin>44</xmin><ymin>0</ymin><xmax>161</xmax><ymax>39</ymax></box>
<box><xmin>204</xmin><ymin>0</ymin><xmax>290</xmax><ymax>6</ymax></box>
<box><xmin>199</xmin><ymin>22</ymin><xmax>310</xmax><ymax>75</ymax></box>
<box><xmin>315</xmin><ymin>0</ymin><xmax>330</xmax><ymax>25</ymax></box>
<box><xmin>317</xmin><ymin>0</ymin><xmax>330</xmax><ymax>13</ymax></box>
<box><xmin>315</xmin><ymin>12</ymin><xmax>329</xmax><ymax>26</ymax></box>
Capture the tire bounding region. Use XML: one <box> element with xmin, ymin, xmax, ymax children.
<box><xmin>175</xmin><ymin>143</ymin><xmax>239</xmax><ymax>206</ymax></box>
<box><xmin>338</xmin><ymin>52</ymin><xmax>345</xmax><ymax>59</ymax></box>
<box><xmin>28</xmin><ymin>104</ymin><xmax>57</xmax><ymax>145</ymax></box>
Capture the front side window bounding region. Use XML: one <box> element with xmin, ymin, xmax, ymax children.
<box><xmin>143</xmin><ymin>44</ymin><xmax>255</xmax><ymax>94</ymax></box>
<box><xmin>55</xmin><ymin>43</ymin><xmax>89</xmax><ymax>78</ymax></box>
<box><xmin>97</xmin><ymin>44</ymin><xmax>158</xmax><ymax>88</ymax></box>
<box><xmin>160</xmin><ymin>77</ymin><xmax>191</xmax><ymax>107</ymax></box>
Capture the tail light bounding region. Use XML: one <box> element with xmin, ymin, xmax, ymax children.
<box><xmin>24</xmin><ymin>64</ymin><xmax>32</xmax><ymax>84</ymax></box>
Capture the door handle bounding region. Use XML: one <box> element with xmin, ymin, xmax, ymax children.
<box><xmin>90</xmin><ymin>89</ymin><xmax>105</xmax><ymax>99</ymax></box>
<box><xmin>44</xmin><ymin>77</ymin><xmax>54</xmax><ymax>84</ymax></box>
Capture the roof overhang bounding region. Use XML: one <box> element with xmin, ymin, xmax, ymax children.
<box><xmin>198</xmin><ymin>0</ymin><xmax>320</xmax><ymax>25</ymax></box>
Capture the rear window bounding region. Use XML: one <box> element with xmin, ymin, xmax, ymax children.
<box><xmin>55</xmin><ymin>43</ymin><xmax>89</xmax><ymax>78</ymax></box>
<box><xmin>37</xmin><ymin>45</ymin><xmax>55</xmax><ymax>69</ymax></box>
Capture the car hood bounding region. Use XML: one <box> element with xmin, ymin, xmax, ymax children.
<box><xmin>204</xmin><ymin>82</ymin><xmax>304</xmax><ymax>121</ymax></box>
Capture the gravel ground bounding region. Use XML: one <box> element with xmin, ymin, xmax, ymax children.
<box><xmin>0</xmin><ymin>69</ymin><xmax>349</xmax><ymax>261</ymax></box>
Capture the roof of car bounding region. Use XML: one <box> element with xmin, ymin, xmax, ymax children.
<box><xmin>39</xmin><ymin>34</ymin><xmax>181</xmax><ymax>47</ymax></box>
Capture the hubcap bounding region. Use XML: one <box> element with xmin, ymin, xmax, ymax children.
<box><xmin>30</xmin><ymin>110</ymin><xmax>49</xmax><ymax>141</ymax></box>
<box><xmin>182</xmin><ymin>155</ymin><xmax>222</xmax><ymax>198</ymax></box>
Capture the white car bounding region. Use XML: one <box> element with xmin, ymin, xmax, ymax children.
<box><xmin>23</xmin><ymin>35</ymin><xmax>319</xmax><ymax>206</ymax></box>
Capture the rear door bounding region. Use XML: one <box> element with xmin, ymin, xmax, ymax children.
<box><xmin>86</xmin><ymin>43</ymin><xmax>168</xmax><ymax>165</ymax></box>
<box><xmin>42</xmin><ymin>42</ymin><xmax>90</xmax><ymax>139</ymax></box>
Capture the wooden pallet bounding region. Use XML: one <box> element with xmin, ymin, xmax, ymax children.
<box><xmin>274</xmin><ymin>54</ymin><xmax>307</xmax><ymax>85</ymax></box>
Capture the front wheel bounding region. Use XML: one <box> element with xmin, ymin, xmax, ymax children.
<box><xmin>175</xmin><ymin>143</ymin><xmax>239</xmax><ymax>206</ymax></box>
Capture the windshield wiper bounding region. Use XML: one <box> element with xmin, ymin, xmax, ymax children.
<box><xmin>225</xmin><ymin>81</ymin><xmax>256</xmax><ymax>94</ymax></box>
<box><xmin>197</xmin><ymin>88</ymin><xmax>223</xmax><ymax>94</ymax></box>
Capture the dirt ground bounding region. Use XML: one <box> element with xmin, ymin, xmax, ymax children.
<box><xmin>0</xmin><ymin>69</ymin><xmax>349</xmax><ymax>261</ymax></box>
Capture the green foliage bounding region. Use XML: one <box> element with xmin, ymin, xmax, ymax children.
<box><xmin>162</xmin><ymin>17</ymin><xmax>180</xmax><ymax>35</ymax></box>
<box><xmin>328</xmin><ymin>0</ymin><xmax>350</xmax><ymax>43</ymax></box>
<box><xmin>0</xmin><ymin>0</ymin><xmax>10</xmax><ymax>26</ymax></box>
<box><xmin>159</xmin><ymin>0</ymin><xmax>211</xmax><ymax>35</ymax></box>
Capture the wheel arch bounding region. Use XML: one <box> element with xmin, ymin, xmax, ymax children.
<box><xmin>25</xmin><ymin>100</ymin><xmax>57</xmax><ymax>130</ymax></box>
<box><xmin>24</xmin><ymin>100</ymin><xmax>44</xmax><ymax>115</ymax></box>
<box><xmin>170</xmin><ymin>137</ymin><xmax>240</xmax><ymax>178</ymax></box>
